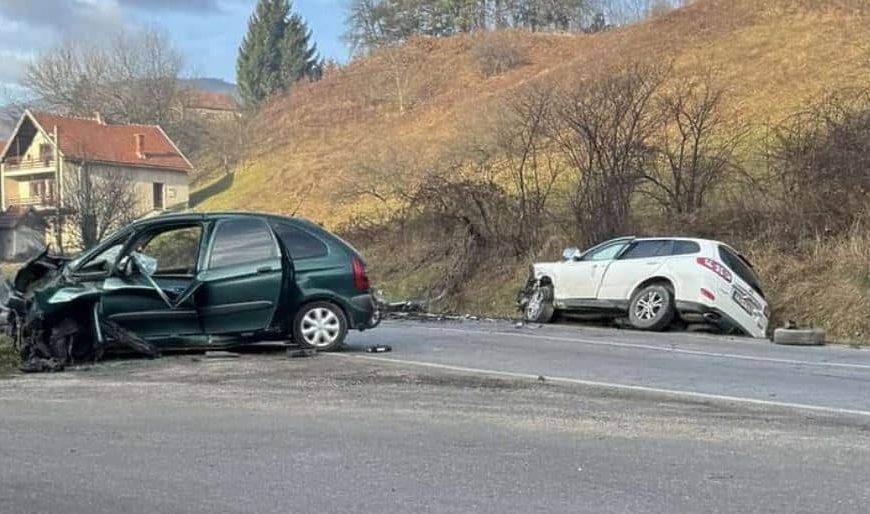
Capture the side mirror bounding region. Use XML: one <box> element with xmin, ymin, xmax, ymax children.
<box><xmin>562</xmin><ymin>247</ymin><xmax>581</xmax><ymax>261</ymax></box>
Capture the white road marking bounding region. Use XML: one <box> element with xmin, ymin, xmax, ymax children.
<box><xmin>399</xmin><ymin>326</ymin><xmax>870</xmax><ymax>371</ymax></box>
<box><xmin>334</xmin><ymin>353</ymin><xmax>870</xmax><ymax>418</ymax></box>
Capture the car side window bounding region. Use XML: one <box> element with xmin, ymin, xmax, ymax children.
<box><xmin>133</xmin><ymin>225</ymin><xmax>202</xmax><ymax>276</ymax></box>
<box><xmin>582</xmin><ymin>242</ymin><xmax>629</xmax><ymax>261</ymax></box>
<box><xmin>619</xmin><ymin>240</ymin><xmax>672</xmax><ymax>260</ymax></box>
<box><xmin>272</xmin><ymin>222</ymin><xmax>328</xmax><ymax>260</ymax></box>
<box><xmin>671</xmin><ymin>241</ymin><xmax>701</xmax><ymax>256</ymax></box>
<box><xmin>209</xmin><ymin>218</ymin><xmax>277</xmax><ymax>269</ymax></box>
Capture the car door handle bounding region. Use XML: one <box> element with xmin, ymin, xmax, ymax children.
<box><xmin>256</xmin><ymin>265</ymin><xmax>274</xmax><ymax>274</ymax></box>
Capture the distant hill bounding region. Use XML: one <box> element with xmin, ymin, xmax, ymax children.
<box><xmin>180</xmin><ymin>78</ymin><xmax>238</xmax><ymax>98</ymax></box>
<box><xmin>196</xmin><ymin>0</ymin><xmax>870</xmax><ymax>226</ymax></box>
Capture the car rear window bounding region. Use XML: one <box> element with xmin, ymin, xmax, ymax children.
<box><xmin>272</xmin><ymin>222</ymin><xmax>328</xmax><ymax>260</ymax></box>
<box><xmin>209</xmin><ymin>218</ymin><xmax>277</xmax><ymax>269</ymax></box>
<box><xmin>718</xmin><ymin>245</ymin><xmax>763</xmax><ymax>296</ymax></box>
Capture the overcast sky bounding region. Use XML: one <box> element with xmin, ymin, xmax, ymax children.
<box><xmin>0</xmin><ymin>0</ymin><xmax>347</xmax><ymax>90</ymax></box>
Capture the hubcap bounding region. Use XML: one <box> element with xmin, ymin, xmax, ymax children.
<box><xmin>300</xmin><ymin>307</ymin><xmax>341</xmax><ymax>347</ymax></box>
<box><xmin>526</xmin><ymin>290</ymin><xmax>545</xmax><ymax>320</ymax></box>
<box><xmin>635</xmin><ymin>291</ymin><xmax>664</xmax><ymax>321</ymax></box>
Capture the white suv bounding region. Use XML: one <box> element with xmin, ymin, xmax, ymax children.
<box><xmin>518</xmin><ymin>237</ymin><xmax>770</xmax><ymax>338</ymax></box>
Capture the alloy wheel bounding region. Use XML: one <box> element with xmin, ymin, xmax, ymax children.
<box><xmin>300</xmin><ymin>307</ymin><xmax>341</xmax><ymax>348</ymax></box>
<box><xmin>634</xmin><ymin>291</ymin><xmax>664</xmax><ymax>321</ymax></box>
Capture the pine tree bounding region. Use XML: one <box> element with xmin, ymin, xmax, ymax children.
<box><xmin>237</xmin><ymin>0</ymin><xmax>322</xmax><ymax>106</ymax></box>
<box><xmin>279</xmin><ymin>12</ymin><xmax>323</xmax><ymax>84</ymax></box>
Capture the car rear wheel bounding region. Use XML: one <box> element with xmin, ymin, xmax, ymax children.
<box><xmin>628</xmin><ymin>284</ymin><xmax>675</xmax><ymax>332</ymax></box>
<box><xmin>524</xmin><ymin>284</ymin><xmax>555</xmax><ymax>324</ymax></box>
<box><xmin>294</xmin><ymin>302</ymin><xmax>348</xmax><ymax>352</ymax></box>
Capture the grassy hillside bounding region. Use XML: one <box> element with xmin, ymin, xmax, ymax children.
<box><xmin>195</xmin><ymin>0</ymin><xmax>870</xmax><ymax>341</ymax></box>
<box><xmin>199</xmin><ymin>0</ymin><xmax>870</xmax><ymax>221</ymax></box>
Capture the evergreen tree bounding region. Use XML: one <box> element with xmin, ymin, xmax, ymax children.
<box><xmin>280</xmin><ymin>13</ymin><xmax>323</xmax><ymax>83</ymax></box>
<box><xmin>237</xmin><ymin>0</ymin><xmax>322</xmax><ymax>106</ymax></box>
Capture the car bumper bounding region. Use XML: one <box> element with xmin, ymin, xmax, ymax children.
<box><xmin>348</xmin><ymin>293</ymin><xmax>381</xmax><ymax>330</ymax></box>
<box><xmin>676</xmin><ymin>301</ymin><xmax>767</xmax><ymax>338</ymax></box>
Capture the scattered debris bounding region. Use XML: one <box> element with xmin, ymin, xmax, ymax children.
<box><xmin>287</xmin><ymin>348</ymin><xmax>318</xmax><ymax>358</ymax></box>
<box><xmin>365</xmin><ymin>345</ymin><xmax>392</xmax><ymax>353</ymax></box>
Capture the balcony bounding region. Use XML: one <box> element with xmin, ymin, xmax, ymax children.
<box><xmin>6</xmin><ymin>194</ymin><xmax>57</xmax><ymax>209</ymax></box>
<box><xmin>3</xmin><ymin>156</ymin><xmax>56</xmax><ymax>175</ymax></box>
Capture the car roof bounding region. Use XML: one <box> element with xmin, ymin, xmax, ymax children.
<box><xmin>130</xmin><ymin>211</ymin><xmax>308</xmax><ymax>228</ymax></box>
<box><xmin>630</xmin><ymin>236</ymin><xmax>726</xmax><ymax>245</ymax></box>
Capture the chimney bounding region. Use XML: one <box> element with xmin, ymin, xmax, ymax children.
<box><xmin>134</xmin><ymin>133</ymin><xmax>145</xmax><ymax>159</ymax></box>
<box><xmin>94</xmin><ymin>112</ymin><xmax>104</xmax><ymax>125</ymax></box>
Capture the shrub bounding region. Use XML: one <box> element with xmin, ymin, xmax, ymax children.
<box><xmin>471</xmin><ymin>32</ymin><xmax>528</xmax><ymax>78</ymax></box>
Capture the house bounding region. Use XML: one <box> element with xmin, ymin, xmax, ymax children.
<box><xmin>181</xmin><ymin>90</ymin><xmax>239</xmax><ymax>121</ymax></box>
<box><xmin>0</xmin><ymin>110</ymin><xmax>193</xmax><ymax>254</ymax></box>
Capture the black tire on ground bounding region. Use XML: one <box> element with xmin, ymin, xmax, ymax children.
<box><xmin>773</xmin><ymin>328</ymin><xmax>825</xmax><ymax>346</ymax></box>
<box><xmin>293</xmin><ymin>301</ymin><xmax>348</xmax><ymax>352</ymax></box>
<box><xmin>628</xmin><ymin>283</ymin><xmax>676</xmax><ymax>332</ymax></box>
<box><xmin>524</xmin><ymin>284</ymin><xmax>556</xmax><ymax>324</ymax></box>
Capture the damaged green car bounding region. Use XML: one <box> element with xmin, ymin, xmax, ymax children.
<box><xmin>5</xmin><ymin>212</ymin><xmax>379</xmax><ymax>372</ymax></box>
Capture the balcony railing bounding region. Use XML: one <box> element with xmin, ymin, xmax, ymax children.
<box><xmin>4</xmin><ymin>158</ymin><xmax>56</xmax><ymax>171</ymax></box>
<box><xmin>7</xmin><ymin>195</ymin><xmax>57</xmax><ymax>208</ymax></box>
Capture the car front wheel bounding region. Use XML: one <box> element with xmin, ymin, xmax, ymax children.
<box><xmin>293</xmin><ymin>302</ymin><xmax>348</xmax><ymax>352</ymax></box>
<box><xmin>524</xmin><ymin>284</ymin><xmax>555</xmax><ymax>323</ymax></box>
<box><xmin>628</xmin><ymin>284</ymin><xmax>675</xmax><ymax>332</ymax></box>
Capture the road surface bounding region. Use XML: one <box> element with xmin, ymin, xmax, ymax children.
<box><xmin>0</xmin><ymin>320</ymin><xmax>868</xmax><ymax>513</ymax></box>
<box><xmin>353</xmin><ymin>320</ymin><xmax>870</xmax><ymax>416</ymax></box>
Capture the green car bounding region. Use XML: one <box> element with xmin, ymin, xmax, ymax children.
<box><xmin>7</xmin><ymin>212</ymin><xmax>378</xmax><ymax>368</ymax></box>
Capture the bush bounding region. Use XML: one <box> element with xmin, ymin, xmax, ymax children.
<box><xmin>471</xmin><ymin>32</ymin><xmax>528</xmax><ymax>78</ymax></box>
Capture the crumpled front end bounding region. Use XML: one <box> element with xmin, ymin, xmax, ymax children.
<box><xmin>3</xmin><ymin>248</ymin><xmax>158</xmax><ymax>373</ymax></box>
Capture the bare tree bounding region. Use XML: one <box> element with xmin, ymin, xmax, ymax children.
<box><xmin>643</xmin><ymin>77</ymin><xmax>744</xmax><ymax>216</ymax></box>
<box><xmin>492</xmin><ymin>84</ymin><xmax>564</xmax><ymax>256</ymax></box>
<box><xmin>555</xmin><ymin>62</ymin><xmax>667</xmax><ymax>246</ymax></box>
<box><xmin>63</xmin><ymin>158</ymin><xmax>139</xmax><ymax>249</ymax></box>
<box><xmin>24</xmin><ymin>28</ymin><xmax>183</xmax><ymax>127</ymax></box>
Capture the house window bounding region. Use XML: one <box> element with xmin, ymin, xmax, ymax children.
<box><xmin>152</xmin><ymin>183</ymin><xmax>164</xmax><ymax>210</ymax></box>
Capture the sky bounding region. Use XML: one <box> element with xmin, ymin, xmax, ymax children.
<box><xmin>0</xmin><ymin>0</ymin><xmax>348</xmax><ymax>91</ymax></box>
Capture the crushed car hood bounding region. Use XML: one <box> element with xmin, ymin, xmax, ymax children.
<box><xmin>12</xmin><ymin>248</ymin><xmax>71</xmax><ymax>297</ymax></box>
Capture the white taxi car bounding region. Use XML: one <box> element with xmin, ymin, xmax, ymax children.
<box><xmin>518</xmin><ymin>237</ymin><xmax>770</xmax><ymax>338</ymax></box>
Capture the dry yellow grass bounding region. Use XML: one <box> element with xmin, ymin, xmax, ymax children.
<box><xmin>198</xmin><ymin>0</ymin><xmax>870</xmax><ymax>227</ymax></box>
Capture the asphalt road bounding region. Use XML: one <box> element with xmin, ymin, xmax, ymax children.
<box><xmin>1</xmin><ymin>321</ymin><xmax>869</xmax><ymax>513</ymax></box>
<box><xmin>353</xmin><ymin>320</ymin><xmax>870</xmax><ymax>417</ymax></box>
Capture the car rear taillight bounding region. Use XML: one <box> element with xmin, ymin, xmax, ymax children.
<box><xmin>697</xmin><ymin>257</ymin><xmax>732</xmax><ymax>282</ymax></box>
<box><xmin>700</xmin><ymin>288</ymin><xmax>716</xmax><ymax>301</ymax></box>
<box><xmin>352</xmin><ymin>256</ymin><xmax>370</xmax><ymax>292</ymax></box>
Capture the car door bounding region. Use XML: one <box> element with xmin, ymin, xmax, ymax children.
<box><xmin>197</xmin><ymin>217</ymin><xmax>284</xmax><ymax>335</ymax></box>
<box><xmin>557</xmin><ymin>239</ymin><xmax>631</xmax><ymax>299</ymax></box>
<box><xmin>596</xmin><ymin>239</ymin><xmax>673</xmax><ymax>301</ymax></box>
<box><xmin>100</xmin><ymin>223</ymin><xmax>204</xmax><ymax>339</ymax></box>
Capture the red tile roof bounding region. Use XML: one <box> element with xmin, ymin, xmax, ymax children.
<box><xmin>183</xmin><ymin>90</ymin><xmax>237</xmax><ymax>112</ymax></box>
<box><xmin>30</xmin><ymin>112</ymin><xmax>192</xmax><ymax>173</ymax></box>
